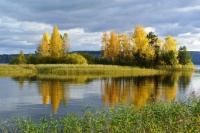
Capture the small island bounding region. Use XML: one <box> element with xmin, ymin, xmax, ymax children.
<box><xmin>2</xmin><ymin>25</ymin><xmax>194</xmax><ymax>77</ymax></box>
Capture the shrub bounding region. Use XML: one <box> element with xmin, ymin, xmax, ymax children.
<box><xmin>65</xmin><ymin>53</ymin><xmax>88</xmax><ymax>64</ymax></box>
<box><xmin>79</xmin><ymin>53</ymin><xmax>96</xmax><ymax>64</ymax></box>
<box><xmin>9</xmin><ymin>57</ymin><xmax>20</xmax><ymax>64</ymax></box>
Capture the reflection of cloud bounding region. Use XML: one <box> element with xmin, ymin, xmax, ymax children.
<box><xmin>0</xmin><ymin>96</ymin><xmax>41</xmax><ymax>111</ymax></box>
<box><xmin>186</xmin><ymin>75</ymin><xmax>200</xmax><ymax>97</ymax></box>
<box><xmin>69</xmin><ymin>83</ymin><xmax>101</xmax><ymax>99</ymax></box>
<box><xmin>0</xmin><ymin>79</ymin><xmax>41</xmax><ymax>111</ymax></box>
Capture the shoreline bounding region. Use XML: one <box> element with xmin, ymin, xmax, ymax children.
<box><xmin>0</xmin><ymin>64</ymin><xmax>194</xmax><ymax>77</ymax></box>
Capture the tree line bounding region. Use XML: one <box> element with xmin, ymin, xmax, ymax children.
<box><xmin>10</xmin><ymin>26</ymin><xmax>88</xmax><ymax>64</ymax></box>
<box><xmin>10</xmin><ymin>25</ymin><xmax>192</xmax><ymax>67</ymax></box>
<box><xmin>101</xmin><ymin>25</ymin><xmax>192</xmax><ymax>67</ymax></box>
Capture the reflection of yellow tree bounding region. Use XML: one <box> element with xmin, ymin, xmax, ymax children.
<box><xmin>101</xmin><ymin>78</ymin><xmax>136</xmax><ymax>108</ymax></box>
<box><xmin>132</xmin><ymin>81</ymin><xmax>155</xmax><ymax>108</ymax></box>
<box><xmin>164</xmin><ymin>86</ymin><xmax>177</xmax><ymax>103</ymax></box>
<box><xmin>101</xmin><ymin>73</ymin><xmax>192</xmax><ymax>108</ymax></box>
<box><xmin>162</xmin><ymin>73</ymin><xmax>179</xmax><ymax>103</ymax></box>
<box><xmin>50</xmin><ymin>81</ymin><xmax>63</xmax><ymax>114</ymax></box>
<box><xmin>39</xmin><ymin>80</ymin><xmax>69</xmax><ymax>114</ymax></box>
<box><xmin>101</xmin><ymin>77</ymin><xmax>161</xmax><ymax>108</ymax></box>
<box><xmin>121</xmin><ymin>79</ymin><xmax>132</xmax><ymax>104</ymax></box>
<box><xmin>41</xmin><ymin>81</ymin><xmax>50</xmax><ymax>104</ymax></box>
<box><xmin>101</xmin><ymin>79</ymin><xmax>120</xmax><ymax>108</ymax></box>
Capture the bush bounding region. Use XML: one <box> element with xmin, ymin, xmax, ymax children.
<box><xmin>9</xmin><ymin>57</ymin><xmax>20</xmax><ymax>64</ymax></box>
<box><xmin>18</xmin><ymin>53</ymin><xmax>88</xmax><ymax>65</ymax></box>
<box><xmin>65</xmin><ymin>53</ymin><xmax>88</xmax><ymax>64</ymax></box>
<box><xmin>26</xmin><ymin>55</ymin><xmax>38</xmax><ymax>64</ymax></box>
<box><xmin>97</xmin><ymin>57</ymin><xmax>113</xmax><ymax>65</ymax></box>
<box><xmin>79</xmin><ymin>53</ymin><xmax>96</xmax><ymax>64</ymax></box>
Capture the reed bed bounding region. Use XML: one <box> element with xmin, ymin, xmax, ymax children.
<box><xmin>0</xmin><ymin>64</ymin><xmax>161</xmax><ymax>76</ymax></box>
<box><xmin>155</xmin><ymin>64</ymin><xmax>195</xmax><ymax>71</ymax></box>
<box><xmin>0</xmin><ymin>64</ymin><xmax>194</xmax><ymax>78</ymax></box>
<box><xmin>35</xmin><ymin>64</ymin><xmax>162</xmax><ymax>76</ymax></box>
<box><xmin>1</xmin><ymin>99</ymin><xmax>200</xmax><ymax>133</ymax></box>
<box><xmin>0</xmin><ymin>64</ymin><xmax>36</xmax><ymax>76</ymax></box>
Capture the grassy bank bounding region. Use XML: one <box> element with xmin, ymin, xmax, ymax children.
<box><xmin>0</xmin><ymin>64</ymin><xmax>36</xmax><ymax>76</ymax></box>
<box><xmin>1</xmin><ymin>99</ymin><xmax>200</xmax><ymax>133</ymax></box>
<box><xmin>35</xmin><ymin>64</ymin><xmax>161</xmax><ymax>76</ymax></box>
<box><xmin>155</xmin><ymin>64</ymin><xmax>195</xmax><ymax>71</ymax></box>
<box><xmin>0</xmin><ymin>64</ymin><xmax>161</xmax><ymax>77</ymax></box>
<box><xmin>0</xmin><ymin>64</ymin><xmax>194</xmax><ymax>77</ymax></box>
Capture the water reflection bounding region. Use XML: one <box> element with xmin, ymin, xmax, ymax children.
<box><xmin>11</xmin><ymin>72</ymin><xmax>193</xmax><ymax>113</ymax></box>
<box><xmin>12</xmin><ymin>76</ymin><xmax>95</xmax><ymax>114</ymax></box>
<box><xmin>101</xmin><ymin>72</ymin><xmax>193</xmax><ymax>108</ymax></box>
<box><xmin>38</xmin><ymin>80</ymin><xmax>69</xmax><ymax>114</ymax></box>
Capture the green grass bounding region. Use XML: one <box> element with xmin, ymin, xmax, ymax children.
<box><xmin>0</xmin><ymin>64</ymin><xmax>36</xmax><ymax>76</ymax></box>
<box><xmin>35</xmin><ymin>64</ymin><xmax>162</xmax><ymax>76</ymax></box>
<box><xmin>0</xmin><ymin>64</ymin><xmax>193</xmax><ymax>77</ymax></box>
<box><xmin>155</xmin><ymin>64</ymin><xmax>195</xmax><ymax>71</ymax></box>
<box><xmin>0</xmin><ymin>64</ymin><xmax>162</xmax><ymax>77</ymax></box>
<box><xmin>1</xmin><ymin>99</ymin><xmax>200</xmax><ymax>133</ymax></box>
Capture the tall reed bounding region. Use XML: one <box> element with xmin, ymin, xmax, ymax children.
<box><xmin>1</xmin><ymin>99</ymin><xmax>200</xmax><ymax>133</ymax></box>
<box><xmin>0</xmin><ymin>64</ymin><xmax>161</xmax><ymax>76</ymax></box>
<box><xmin>155</xmin><ymin>64</ymin><xmax>194</xmax><ymax>71</ymax></box>
<box><xmin>0</xmin><ymin>64</ymin><xmax>194</xmax><ymax>77</ymax></box>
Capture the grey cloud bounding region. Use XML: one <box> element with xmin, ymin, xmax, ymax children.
<box><xmin>0</xmin><ymin>40</ymin><xmax>36</xmax><ymax>54</ymax></box>
<box><xmin>0</xmin><ymin>0</ymin><xmax>200</xmax><ymax>53</ymax></box>
<box><xmin>2</xmin><ymin>0</ymin><xmax>199</xmax><ymax>33</ymax></box>
<box><xmin>70</xmin><ymin>43</ymin><xmax>101</xmax><ymax>52</ymax></box>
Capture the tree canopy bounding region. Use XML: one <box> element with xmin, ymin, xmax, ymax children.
<box><xmin>10</xmin><ymin>25</ymin><xmax>193</xmax><ymax>67</ymax></box>
<box><xmin>36</xmin><ymin>26</ymin><xmax>70</xmax><ymax>58</ymax></box>
<box><xmin>178</xmin><ymin>46</ymin><xmax>192</xmax><ymax>65</ymax></box>
<box><xmin>101</xmin><ymin>25</ymin><xmax>193</xmax><ymax>67</ymax></box>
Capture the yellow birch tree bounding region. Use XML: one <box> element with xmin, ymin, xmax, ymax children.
<box><xmin>109</xmin><ymin>30</ymin><xmax>120</xmax><ymax>60</ymax></box>
<box><xmin>49</xmin><ymin>26</ymin><xmax>63</xmax><ymax>58</ymax></box>
<box><xmin>164</xmin><ymin>35</ymin><xmax>178</xmax><ymax>52</ymax></box>
<box><xmin>101</xmin><ymin>32</ymin><xmax>109</xmax><ymax>57</ymax></box>
<box><xmin>120</xmin><ymin>33</ymin><xmax>131</xmax><ymax>57</ymax></box>
<box><xmin>132</xmin><ymin>25</ymin><xmax>150</xmax><ymax>51</ymax></box>
<box><xmin>37</xmin><ymin>32</ymin><xmax>50</xmax><ymax>56</ymax></box>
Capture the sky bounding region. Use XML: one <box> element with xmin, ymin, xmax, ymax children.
<box><xmin>0</xmin><ymin>0</ymin><xmax>200</xmax><ymax>54</ymax></box>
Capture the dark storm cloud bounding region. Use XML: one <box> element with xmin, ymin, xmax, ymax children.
<box><xmin>0</xmin><ymin>0</ymin><xmax>200</xmax><ymax>53</ymax></box>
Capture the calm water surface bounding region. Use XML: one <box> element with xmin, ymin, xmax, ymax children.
<box><xmin>0</xmin><ymin>71</ymin><xmax>200</xmax><ymax>122</ymax></box>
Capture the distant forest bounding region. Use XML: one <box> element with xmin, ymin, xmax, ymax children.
<box><xmin>0</xmin><ymin>51</ymin><xmax>200</xmax><ymax>64</ymax></box>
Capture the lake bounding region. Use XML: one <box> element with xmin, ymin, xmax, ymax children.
<box><xmin>0</xmin><ymin>71</ymin><xmax>200</xmax><ymax>122</ymax></box>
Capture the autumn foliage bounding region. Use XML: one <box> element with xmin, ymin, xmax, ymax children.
<box><xmin>10</xmin><ymin>25</ymin><xmax>192</xmax><ymax>67</ymax></box>
<box><xmin>10</xmin><ymin>26</ymin><xmax>88</xmax><ymax>64</ymax></box>
<box><xmin>37</xmin><ymin>26</ymin><xmax>67</xmax><ymax>58</ymax></box>
<box><xmin>101</xmin><ymin>25</ymin><xmax>192</xmax><ymax>67</ymax></box>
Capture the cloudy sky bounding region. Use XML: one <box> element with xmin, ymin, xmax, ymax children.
<box><xmin>0</xmin><ymin>0</ymin><xmax>200</xmax><ymax>54</ymax></box>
